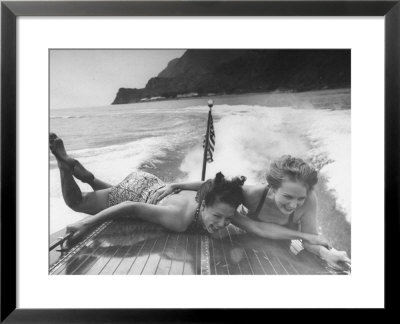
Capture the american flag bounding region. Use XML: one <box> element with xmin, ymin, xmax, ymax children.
<box><xmin>203</xmin><ymin>113</ymin><xmax>215</xmax><ymax>163</ymax></box>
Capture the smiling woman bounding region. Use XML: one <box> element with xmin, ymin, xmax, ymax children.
<box><xmin>191</xmin><ymin>175</ymin><xmax>247</xmax><ymax>233</ymax></box>
<box><xmin>153</xmin><ymin>155</ymin><xmax>351</xmax><ymax>271</ymax></box>
<box><xmin>253</xmin><ymin>155</ymin><xmax>317</xmax><ymax>221</ymax></box>
<box><xmin>49</xmin><ymin>133</ymin><xmax>246</xmax><ymax>244</ymax></box>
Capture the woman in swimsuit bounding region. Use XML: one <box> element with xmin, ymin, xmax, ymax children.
<box><xmin>151</xmin><ymin>155</ymin><xmax>351</xmax><ymax>270</ymax></box>
<box><xmin>49</xmin><ymin>133</ymin><xmax>245</xmax><ymax>244</ymax></box>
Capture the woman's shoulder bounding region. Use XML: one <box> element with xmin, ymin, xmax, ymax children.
<box><xmin>295</xmin><ymin>190</ymin><xmax>318</xmax><ymax>218</ymax></box>
<box><xmin>243</xmin><ymin>184</ymin><xmax>268</xmax><ymax>198</ymax></box>
<box><xmin>242</xmin><ymin>184</ymin><xmax>268</xmax><ymax>209</ymax></box>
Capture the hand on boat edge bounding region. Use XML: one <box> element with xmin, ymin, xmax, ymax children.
<box><xmin>322</xmin><ymin>248</ymin><xmax>351</xmax><ymax>271</ymax></box>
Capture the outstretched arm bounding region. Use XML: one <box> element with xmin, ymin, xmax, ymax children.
<box><xmin>300</xmin><ymin>192</ymin><xmax>351</xmax><ymax>270</ymax></box>
<box><xmin>232</xmin><ymin>211</ymin><xmax>331</xmax><ymax>247</ymax></box>
<box><xmin>66</xmin><ymin>201</ymin><xmax>184</xmax><ymax>242</ymax></box>
<box><xmin>149</xmin><ymin>181</ymin><xmax>205</xmax><ymax>204</ymax></box>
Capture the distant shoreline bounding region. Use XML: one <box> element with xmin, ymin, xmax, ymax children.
<box><xmin>51</xmin><ymin>88</ymin><xmax>351</xmax><ymax>111</ymax></box>
<box><xmin>110</xmin><ymin>87</ymin><xmax>351</xmax><ymax>106</ymax></box>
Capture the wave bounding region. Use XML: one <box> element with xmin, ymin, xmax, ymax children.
<box><xmin>50</xmin><ymin>115</ymin><xmax>86</xmax><ymax>119</ymax></box>
<box><xmin>179</xmin><ymin>105</ymin><xmax>351</xmax><ymax>221</ymax></box>
<box><xmin>303</xmin><ymin>110</ymin><xmax>351</xmax><ymax>219</ymax></box>
<box><xmin>50</xmin><ymin>100</ymin><xmax>351</xmax><ymax>232</ymax></box>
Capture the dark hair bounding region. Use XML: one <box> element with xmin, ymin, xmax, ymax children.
<box><xmin>195</xmin><ymin>172</ymin><xmax>246</xmax><ymax>208</ymax></box>
<box><xmin>267</xmin><ymin>155</ymin><xmax>318</xmax><ymax>191</ymax></box>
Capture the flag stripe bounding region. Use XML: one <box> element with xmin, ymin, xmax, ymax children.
<box><xmin>204</xmin><ymin>114</ymin><xmax>215</xmax><ymax>163</ymax></box>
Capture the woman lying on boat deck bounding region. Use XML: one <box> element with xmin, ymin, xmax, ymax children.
<box><xmin>49</xmin><ymin>133</ymin><xmax>245</xmax><ymax>244</ymax></box>
<box><xmin>151</xmin><ymin>155</ymin><xmax>351</xmax><ymax>271</ymax></box>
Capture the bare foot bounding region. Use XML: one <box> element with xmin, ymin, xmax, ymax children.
<box><xmin>49</xmin><ymin>133</ymin><xmax>94</xmax><ymax>183</ymax></box>
<box><xmin>49</xmin><ymin>133</ymin><xmax>74</xmax><ymax>168</ymax></box>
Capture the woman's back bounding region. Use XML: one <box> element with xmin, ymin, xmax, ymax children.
<box><xmin>157</xmin><ymin>190</ymin><xmax>198</xmax><ymax>226</ymax></box>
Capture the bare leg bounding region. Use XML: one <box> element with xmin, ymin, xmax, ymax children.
<box><xmin>72</xmin><ymin>159</ymin><xmax>113</xmax><ymax>190</ymax></box>
<box><xmin>50</xmin><ymin>133</ymin><xmax>110</xmax><ymax>214</ymax></box>
<box><xmin>49</xmin><ymin>133</ymin><xmax>113</xmax><ymax>190</ymax></box>
<box><xmin>88</xmin><ymin>177</ymin><xmax>113</xmax><ymax>191</ymax></box>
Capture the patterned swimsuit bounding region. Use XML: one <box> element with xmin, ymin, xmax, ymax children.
<box><xmin>108</xmin><ymin>171</ymin><xmax>209</xmax><ymax>234</ymax></box>
<box><xmin>108</xmin><ymin>171</ymin><xmax>165</xmax><ymax>207</ymax></box>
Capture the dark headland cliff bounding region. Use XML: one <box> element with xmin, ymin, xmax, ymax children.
<box><xmin>112</xmin><ymin>49</ymin><xmax>350</xmax><ymax>105</ymax></box>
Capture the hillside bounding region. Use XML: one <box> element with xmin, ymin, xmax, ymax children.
<box><xmin>112</xmin><ymin>49</ymin><xmax>350</xmax><ymax>104</ymax></box>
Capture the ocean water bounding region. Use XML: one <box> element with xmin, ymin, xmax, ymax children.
<box><xmin>50</xmin><ymin>89</ymin><xmax>351</xmax><ymax>237</ymax></box>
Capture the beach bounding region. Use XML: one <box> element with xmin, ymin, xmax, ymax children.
<box><xmin>50</xmin><ymin>89</ymin><xmax>351</xmax><ymax>255</ymax></box>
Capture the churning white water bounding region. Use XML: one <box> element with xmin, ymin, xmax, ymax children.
<box><xmin>50</xmin><ymin>90</ymin><xmax>350</xmax><ymax>233</ymax></box>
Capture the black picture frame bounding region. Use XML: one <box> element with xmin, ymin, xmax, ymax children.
<box><xmin>1</xmin><ymin>0</ymin><xmax>399</xmax><ymax>322</ymax></box>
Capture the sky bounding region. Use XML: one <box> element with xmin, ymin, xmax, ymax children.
<box><xmin>50</xmin><ymin>49</ymin><xmax>185</xmax><ymax>109</ymax></box>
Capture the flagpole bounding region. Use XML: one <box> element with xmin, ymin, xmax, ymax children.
<box><xmin>201</xmin><ymin>100</ymin><xmax>214</xmax><ymax>180</ymax></box>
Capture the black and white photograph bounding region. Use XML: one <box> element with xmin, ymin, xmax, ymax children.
<box><xmin>49</xmin><ymin>49</ymin><xmax>351</xmax><ymax>276</ymax></box>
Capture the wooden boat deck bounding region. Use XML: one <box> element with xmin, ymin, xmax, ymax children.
<box><xmin>49</xmin><ymin>220</ymin><xmax>347</xmax><ymax>275</ymax></box>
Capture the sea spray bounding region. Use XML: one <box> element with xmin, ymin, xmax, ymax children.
<box><xmin>302</xmin><ymin>110</ymin><xmax>351</xmax><ymax>220</ymax></box>
<box><xmin>50</xmin><ymin>90</ymin><xmax>351</xmax><ymax>234</ymax></box>
<box><xmin>180</xmin><ymin>106</ymin><xmax>308</xmax><ymax>184</ymax></box>
<box><xmin>179</xmin><ymin>105</ymin><xmax>351</xmax><ymax>221</ymax></box>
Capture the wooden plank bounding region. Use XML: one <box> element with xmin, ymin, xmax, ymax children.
<box><xmin>109</xmin><ymin>220</ymin><xmax>162</xmax><ymax>275</ymax></box>
<box><xmin>50</xmin><ymin>222</ymin><xmax>111</xmax><ymax>274</ymax></box>
<box><xmin>141</xmin><ymin>234</ymin><xmax>169</xmax><ymax>275</ymax></box>
<box><xmin>127</xmin><ymin>237</ymin><xmax>158</xmax><ymax>275</ymax></box>
<box><xmin>270</xmin><ymin>241</ymin><xmax>298</xmax><ymax>275</ymax></box>
<box><xmin>52</xmin><ymin>237</ymin><xmax>102</xmax><ymax>275</ymax></box>
<box><xmin>249</xmin><ymin>238</ymin><xmax>312</xmax><ymax>275</ymax></box>
<box><xmin>53</xmin><ymin>250</ymin><xmax>93</xmax><ymax>275</ymax></box>
<box><xmin>55</xmin><ymin>243</ymin><xmax>101</xmax><ymax>275</ymax></box>
<box><xmin>281</xmin><ymin>257</ymin><xmax>313</xmax><ymax>274</ymax></box>
<box><xmin>209</xmin><ymin>235</ymin><xmax>229</xmax><ymax>275</ymax></box>
<box><xmin>285</xmin><ymin>241</ymin><xmax>316</xmax><ymax>274</ymax></box>
<box><xmin>155</xmin><ymin>234</ymin><xmax>179</xmax><ymax>275</ymax></box>
<box><xmin>261</xmin><ymin>245</ymin><xmax>290</xmax><ymax>275</ymax></box>
<box><xmin>50</xmin><ymin>219</ymin><xmax>339</xmax><ymax>276</ymax></box>
<box><xmin>275</xmin><ymin>254</ymin><xmax>299</xmax><ymax>275</ymax></box>
<box><xmin>107</xmin><ymin>220</ymin><xmax>168</xmax><ymax>275</ymax></box>
<box><xmin>98</xmin><ymin>245</ymin><xmax>132</xmax><ymax>275</ymax></box>
<box><xmin>227</xmin><ymin>227</ymin><xmax>254</xmax><ymax>275</ymax></box>
<box><xmin>292</xmin><ymin>249</ymin><xmax>333</xmax><ymax>275</ymax></box>
<box><xmin>245</xmin><ymin>247</ymin><xmax>267</xmax><ymax>275</ymax></box>
<box><xmin>238</xmin><ymin>247</ymin><xmax>256</xmax><ymax>275</ymax></box>
<box><xmin>180</xmin><ymin>235</ymin><xmax>192</xmax><ymax>275</ymax></box>
<box><xmin>67</xmin><ymin>240</ymin><xmax>106</xmax><ymax>275</ymax></box>
<box><xmin>97</xmin><ymin>232</ymin><xmax>134</xmax><ymax>275</ymax></box>
<box><xmin>82</xmin><ymin>246</ymin><xmax>120</xmax><ymax>275</ymax></box>
<box><xmin>200</xmin><ymin>235</ymin><xmax>211</xmax><ymax>275</ymax></box>
<box><xmin>222</xmin><ymin>233</ymin><xmax>264</xmax><ymax>275</ymax></box>
<box><xmin>112</xmin><ymin>238</ymin><xmax>147</xmax><ymax>275</ymax></box>
<box><xmin>154</xmin><ymin>234</ymin><xmax>171</xmax><ymax>274</ymax></box>
<box><xmin>217</xmin><ymin>231</ymin><xmax>242</xmax><ymax>275</ymax></box>
<box><xmin>97</xmin><ymin>231</ymin><xmax>134</xmax><ymax>275</ymax></box>
<box><xmin>182</xmin><ymin>234</ymin><xmax>198</xmax><ymax>275</ymax></box>
<box><xmin>286</xmin><ymin>240</ymin><xmax>332</xmax><ymax>274</ymax></box>
<box><xmin>75</xmin><ymin>222</ymin><xmax>124</xmax><ymax>275</ymax></box>
<box><xmin>49</xmin><ymin>227</ymin><xmax>67</xmax><ymax>268</ymax></box>
<box><xmin>209</xmin><ymin>237</ymin><xmax>218</xmax><ymax>275</ymax></box>
<box><xmin>253</xmin><ymin>244</ymin><xmax>278</xmax><ymax>275</ymax></box>
<box><xmin>169</xmin><ymin>234</ymin><xmax>190</xmax><ymax>275</ymax></box>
